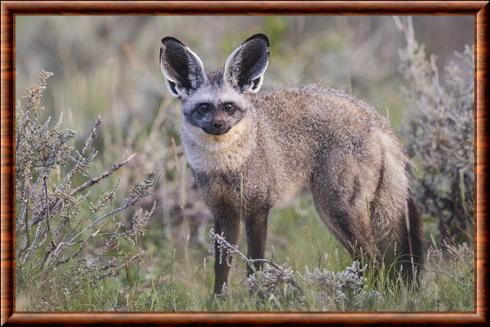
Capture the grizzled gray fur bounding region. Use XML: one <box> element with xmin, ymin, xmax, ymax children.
<box><xmin>159</xmin><ymin>34</ymin><xmax>423</xmax><ymax>294</ymax></box>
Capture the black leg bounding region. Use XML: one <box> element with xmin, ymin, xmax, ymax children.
<box><xmin>213</xmin><ymin>214</ymin><xmax>240</xmax><ymax>295</ymax></box>
<box><xmin>245</xmin><ymin>209</ymin><xmax>269</xmax><ymax>276</ymax></box>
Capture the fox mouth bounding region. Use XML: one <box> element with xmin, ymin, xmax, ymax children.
<box><xmin>202</xmin><ymin>126</ymin><xmax>231</xmax><ymax>136</ymax></box>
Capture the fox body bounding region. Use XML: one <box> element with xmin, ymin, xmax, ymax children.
<box><xmin>159</xmin><ymin>34</ymin><xmax>423</xmax><ymax>294</ymax></box>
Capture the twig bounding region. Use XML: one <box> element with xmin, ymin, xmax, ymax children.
<box><xmin>19</xmin><ymin>222</ymin><xmax>44</xmax><ymax>264</ymax></box>
<box><xmin>70</xmin><ymin>153</ymin><xmax>136</xmax><ymax>196</ymax></box>
<box><xmin>22</xmin><ymin>198</ymin><xmax>30</xmax><ymax>249</ymax></box>
<box><xmin>43</xmin><ymin>176</ymin><xmax>57</xmax><ymax>249</ymax></box>
<box><xmin>81</xmin><ymin>116</ymin><xmax>101</xmax><ymax>155</ymax></box>
<box><xmin>404</xmin><ymin>201</ymin><xmax>415</xmax><ymax>280</ymax></box>
<box><xmin>210</xmin><ymin>229</ymin><xmax>249</xmax><ymax>263</ymax></box>
<box><xmin>31</xmin><ymin>153</ymin><xmax>136</xmax><ymax>225</ymax></box>
<box><xmin>211</xmin><ymin>230</ymin><xmax>277</xmax><ymax>267</ymax></box>
<box><xmin>210</xmin><ymin>229</ymin><xmax>304</xmax><ymax>296</ymax></box>
<box><xmin>66</xmin><ymin>184</ymin><xmax>147</xmax><ymax>246</ymax></box>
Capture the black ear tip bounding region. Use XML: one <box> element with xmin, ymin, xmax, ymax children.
<box><xmin>161</xmin><ymin>36</ymin><xmax>185</xmax><ymax>46</ymax></box>
<box><xmin>243</xmin><ymin>33</ymin><xmax>270</xmax><ymax>47</ymax></box>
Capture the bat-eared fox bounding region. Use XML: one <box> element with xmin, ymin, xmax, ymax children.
<box><xmin>159</xmin><ymin>33</ymin><xmax>423</xmax><ymax>294</ymax></box>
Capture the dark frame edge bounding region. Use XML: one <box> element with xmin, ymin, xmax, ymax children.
<box><xmin>5</xmin><ymin>312</ymin><xmax>488</xmax><ymax>325</ymax></box>
<box><xmin>1</xmin><ymin>1</ymin><xmax>14</xmax><ymax>326</ymax></box>
<box><xmin>2</xmin><ymin>1</ymin><xmax>489</xmax><ymax>15</ymax></box>
<box><xmin>476</xmin><ymin>1</ymin><xmax>489</xmax><ymax>325</ymax></box>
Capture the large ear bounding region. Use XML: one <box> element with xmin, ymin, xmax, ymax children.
<box><xmin>224</xmin><ymin>34</ymin><xmax>270</xmax><ymax>93</ymax></box>
<box><xmin>160</xmin><ymin>37</ymin><xmax>206</xmax><ymax>98</ymax></box>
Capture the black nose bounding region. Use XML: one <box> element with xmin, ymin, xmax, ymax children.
<box><xmin>213</xmin><ymin>122</ymin><xmax>223</xmax><ymax>129</ymax></box>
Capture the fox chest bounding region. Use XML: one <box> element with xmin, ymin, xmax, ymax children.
<box><xmin>192</xmin><ymin>169</ymin><xmax>271</xmax><ymax>213</ymax></box>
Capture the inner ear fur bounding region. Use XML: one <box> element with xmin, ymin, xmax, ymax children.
<box><xmin>224</xmin><ymin>34</ymin><xmax>270</xmax><ymax>93</ymax></box>
<box><xmin>160</xmin><ymin>36</ymin><xmax>206</xmax><ymax>97</ymax></box>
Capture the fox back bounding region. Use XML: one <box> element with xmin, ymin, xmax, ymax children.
<box><xmin>159</xmin><ymin>34</ymin><xmax>424</xmax><ymax>294</ymax></box>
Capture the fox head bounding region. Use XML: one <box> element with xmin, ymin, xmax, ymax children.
<box><xmin>159</xmin><ymin>34</ymin><xmax>269</xmax><ymax>136</ymax></box>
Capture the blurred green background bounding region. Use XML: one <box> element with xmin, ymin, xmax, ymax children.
<box><xmin>16</xmin><ymin>16</ymin><xmax>474</xmax><ymax>134</ymax></box>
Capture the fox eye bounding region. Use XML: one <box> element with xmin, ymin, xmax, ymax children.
<box><xmin>223</xmin><ymin>103</ymin><xmax>236</xmax><ymax>114</ymax></box>
<box><xmin>196</xmin><ymin>103</ymin><xmax>210</xmax><ymax>116</ymax></box>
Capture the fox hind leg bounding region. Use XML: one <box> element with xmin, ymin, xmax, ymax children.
<box><xmin>310</xmin><ymin>152</ymin><xmax>381</xmax><ymax>263</ymax></box>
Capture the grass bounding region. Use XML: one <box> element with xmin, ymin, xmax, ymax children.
<box><xmin>16</xmin><ymin>193</ymin><xmax>474</xmax><ymax>312</ymax></box>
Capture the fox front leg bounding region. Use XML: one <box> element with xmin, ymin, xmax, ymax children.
<box><xmin>213</xmin><ymin>209</ymin><xmax>240</xmax><ymax>295</ymax></box>
<box><xmin>245</xmin><ymin>206</ymin><xmax>270</xmax><ymax>276</ymax></box>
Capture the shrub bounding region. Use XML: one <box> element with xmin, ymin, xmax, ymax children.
<box><xmin>15</xmin><ymin>71</ymin><xmax>160</xmax><ymax>309</ymax></box>
<box><xmin>210</xmin><ymin>229</ymin><xmax>370</xmax><ymax>311</ymax></box>
<box><xmin>304</xmin><ymin>261</ymin><xmax>366</xmax><ymax>310</ymax></box>
<box><xmin>395</xmin><ymin>17</ymin><xmax>474</xmax><ymax>243</ymax></box>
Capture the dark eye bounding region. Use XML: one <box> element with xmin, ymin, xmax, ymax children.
<box><xmin>196</xmin><ymin>103</ymin><xmax>210</xmax><ymax>116</ymax></box>
<box><xmin>224</xmin><ymin>103</ymin><xmax>235</xmax><ymax>114</ymax></box>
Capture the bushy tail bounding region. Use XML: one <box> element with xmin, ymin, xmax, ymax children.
<box><xmin>399</xmin><ymin>197</ymin><xmax>424</xmax><ymax>283</ymax></box>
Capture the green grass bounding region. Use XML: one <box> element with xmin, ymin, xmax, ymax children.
<box><xmin>16</xmin><ymin>194</ymin><xmax>474</xmax><ymax>312</ymax></box>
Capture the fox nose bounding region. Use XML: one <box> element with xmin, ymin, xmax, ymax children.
<box><xmin>213</xmin><ymin>121</ymin><xmax>224</xmax><ymax>129</ymax></box>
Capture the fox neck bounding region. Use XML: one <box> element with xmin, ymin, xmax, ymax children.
<box><xmin>181</xmin><ymin>111</ymin><xmax>257</xmax><ymax>173</ymax></box>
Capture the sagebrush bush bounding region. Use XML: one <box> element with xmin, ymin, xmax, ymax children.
<box><xmin>15</xmin><ymin>71</ymin><xmax>160</xmax><ymax>309</ymax></box>
<box><xmin>210</xmin><ymin>229</ymin><xmax>371</xmax><ymax>311</ymax></box>
<box><xmin>396</xmin><ymin>17</ymin><xmax>474</xmax><ymax>243</ymax></box>
<box><xmin>209</xmin><ymin>223</ymin><xmax>473</xmax><ymax>311</ymax></box>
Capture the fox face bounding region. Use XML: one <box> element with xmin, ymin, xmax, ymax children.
<box><xmin>182</xmin><ymin>87</ymin><xmax>248</xmax><ymax>136</ymax></box>
<box><xmin>159</xmin><ymin>34</ymin><xmax>269</xmax><ymax>136</ymax></box>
